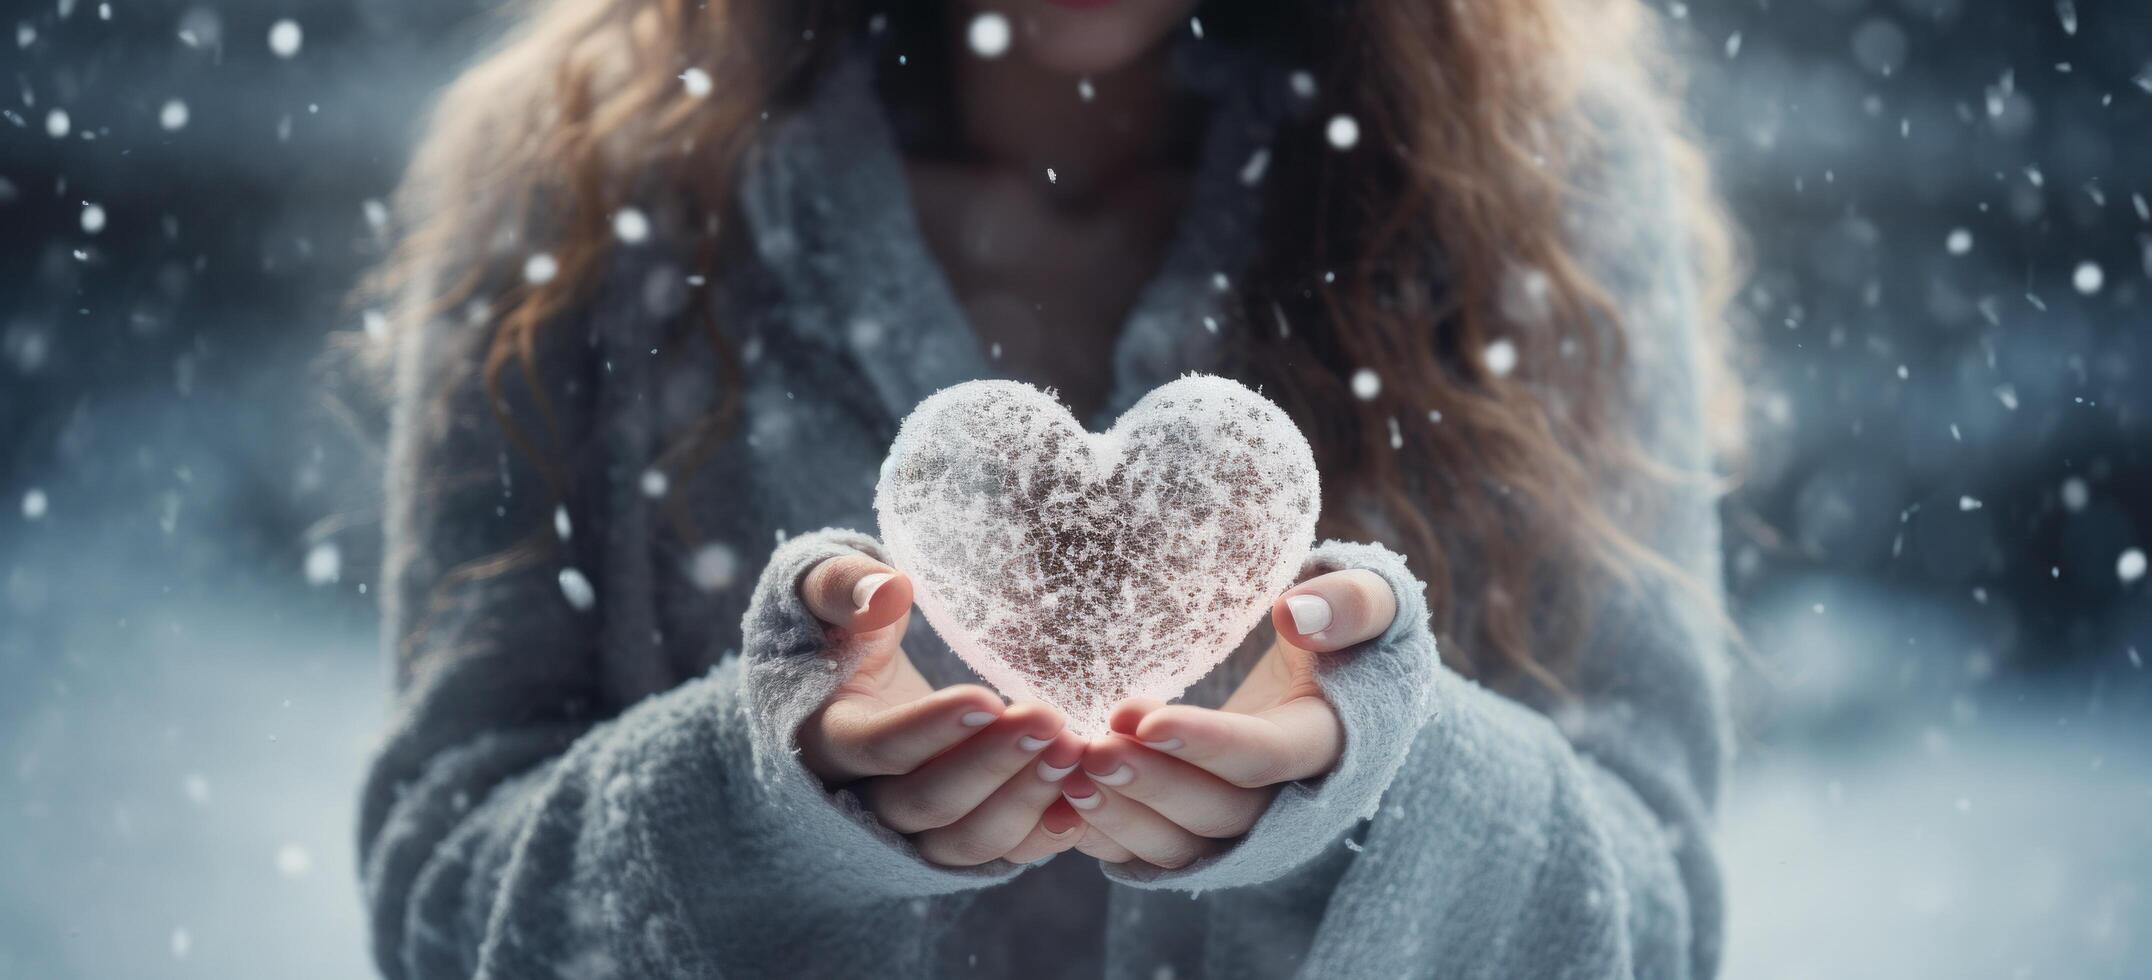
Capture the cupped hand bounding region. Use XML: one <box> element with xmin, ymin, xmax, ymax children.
<box><xmin>1059</xmin><ymin>568</ymin><xmax>1400</xmax><ymax>869</ymax></box>
<box><xmin>794</xmin><ymin>554</ymin><xmax>1088</xmax><ymax>867</ymax></box>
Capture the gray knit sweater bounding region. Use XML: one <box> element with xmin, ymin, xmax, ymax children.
<box><xmin>360</xmin><ymin>46</ymin><xmax>1728</xmax><ymax>980</ymax></box>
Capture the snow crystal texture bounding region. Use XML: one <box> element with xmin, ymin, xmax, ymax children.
<box><xmin>876</xmin><ymin>375</ymin><xmax>1320</xmax><ymax>735</ymax></box>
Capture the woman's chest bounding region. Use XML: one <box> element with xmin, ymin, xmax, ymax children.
<box><xmin>906</xmin><ymin>163</ymin><xmax>1188</xmax><ymax>421</ymax></box>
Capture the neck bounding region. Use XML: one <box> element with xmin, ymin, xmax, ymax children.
<box><xmin>946</xmin><ymin>31</ymin><xmax>1180</xmax><ymax>197</ymax></box>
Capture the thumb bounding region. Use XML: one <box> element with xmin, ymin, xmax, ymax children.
<box><xmin>1270</xmin><ymin>569</ymin><xmax>1397</xmax><ymax>654</ymax></box>
<box><xmin>800</xmin><ymin>554</ymin><xmax>913</xmax><ymax>635</ymax></box>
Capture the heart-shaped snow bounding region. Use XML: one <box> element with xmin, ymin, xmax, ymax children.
<box><xmin>875</xmin><ymin>375</ymin><xmax>1321</xmax><ymax>735</ymax></box>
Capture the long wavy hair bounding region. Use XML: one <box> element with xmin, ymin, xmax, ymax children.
<box><xmin>372</xmin><ymin>0</ymin><xmax>1740</xmax><ymax>699</ymax></box>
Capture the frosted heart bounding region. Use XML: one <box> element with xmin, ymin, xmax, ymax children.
<box><xmin>875</xmin><ymin>375</ymin><xmax>1321</xmax><ymax>735</ymax></box>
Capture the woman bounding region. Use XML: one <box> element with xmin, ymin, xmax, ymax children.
<box><xmin>361</xmin><ymin>1</ymin><xmax>1737</xmax><ymax>977</ymax></box>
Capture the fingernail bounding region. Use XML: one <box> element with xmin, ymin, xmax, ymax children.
<box><xmin>1017</xmin><ymin>735</ymin><xmax>1053</xmax><ymax>752</ymax></box>
<box><xmin>1063</xmin><ymin>787</ymin><xmax>1101</xmax><ymax>811</ymax></box>
<box><xmin>1088</xmin><ymin>764</ymin><xmax>1133</xmax><ymax>786</ymax></box>
<box><xmin>1286</xmin><ymin>594</ymin><xmax>1333</xmax><ymax>635</ymax></box>
<box><xmin>960</xmin><ymin>710</ymin><xmax>998</xmax><ymax>728</ymax></box>
<box><xmin>1141</xmin><ymin>737</ymin><xmax>1183</xmax><ymax>752</ymax></box>
<box><xmin>1043</xmin><ymin>812</ymin><xmax>1078</xmax><ymax>836</ymax></box>
<box><xmin>852</xmin><ymin>572</ymin><xmax>895</xmax><ymax>612</ymax></box>
<box><xmin>1037</xmin><ymin>759</ymin><xmax>1077</xmax><ymax>782</ymax></box>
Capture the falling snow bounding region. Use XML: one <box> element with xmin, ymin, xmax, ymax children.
<box><xmin>967</xmin><ymin>12</ymin><xmax>1011</xmax><ymax>59</ymax></box>
<box><xmin>524</xmin><ymin>252</ymin><xmax>559</xmax><ymax>285</ymax></box>
<box><xmin>1483</xmin><ymin>338</ymin><xmax>1519</xmax><ymax>378</ymax></box>
<box><xmin>303</xmin><ymin>542</ymin><xmax>341</xmax><ymax>585</ymax></box>
<box><xmin>689</xmin><ymin>543</ymin><xmax>740</xmax><ymax>591</ymax></box>
<box><xmin>4</xmin><ymin>6</ymin><xmax>2151</xmax><ymax>977</ymax></box>
<box><xmin>1350</xmin><ymin>368</ymin><xmax>1382</xmax><ymax>400</ymax></box>
<box><xmin>267</xmin><ymin>19</ymin><xmax>303</xmax><ymax>59</ymax></box>
<box><xmin>558</xmin><ymin>567</ymin><xmax>597</xmax><ymax>611</ymax></box>
<box><xmin>2072</xmin><ymin>261</ymin><xmax>2103</xmax><ymax>296</ymax></box>
<box><xmin>1239</xmin><ymin>147</ymin><xmax>1270</xmax><ymax>186</ymax></box>
<box><xmin>680</xmin><ymin>67</ymin><xmax>712</xmax><ymax>98</ymax></box>
<box><xmin>1325</xmin><ymin>115</ymin><xmax>1360</xmax><ymax>151</ymax></box>
<box><xmin>613</xmin><ymin>207</ymin><xmax>650</xmax><ymax>244</ymax></box>
<box><xmin>274</xmin><ymin>843</ymin><xmax>313</xmax><ymax>877</ymax></box>
<box><xmin>2061</xmin><ymin>477</ymin><xmax>2091</xmax><ymax>512</ymax></box>
<box><xmin>640</xmin><ymin>468</ymin><xmax>669</xmax><ymax>498</ymax></box>
<box><xmin>2121</xmin><ymin>549</ymin><xmax>2148</xmax><ymax>585</ymax></box>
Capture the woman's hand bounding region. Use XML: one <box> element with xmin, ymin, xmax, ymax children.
<box><xmin>794</xmin><ymin>555</ymin><xmax>1089</xmax><ymax>867</ymax></box>
<box><xmin>1058</xmin><ymin>569</ymin><xmax>1400</xmax><ymax>869</ymax></box>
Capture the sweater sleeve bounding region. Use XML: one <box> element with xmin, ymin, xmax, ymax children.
<box><xmin>1113</xmin><ymin>72</ymin><xmax>1731</xmax><ymax>979</ymax></box>
<box><xmin>357</xmin><ymin>294</ymin><xmax>1017</xmax><ymax>979</ymax></box>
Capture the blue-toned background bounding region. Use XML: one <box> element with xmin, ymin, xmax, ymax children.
<box><xmin>2</xmin><ymin>1</ymin><xmax>2147</xmax><ymax>976</ymax></box>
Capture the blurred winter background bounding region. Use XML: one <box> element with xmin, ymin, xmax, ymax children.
<box><xmin>2</xmin><ymin>0</ymin><xmax>2147</xmax><ymax>977</ymax></box>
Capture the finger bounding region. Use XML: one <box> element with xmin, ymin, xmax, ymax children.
<box><xmin>1067</xmin><ymin>814</ymin><xmax>1136</xmax><ymax>865</ymax></box>
<box><xmin>800</xmin><ymin>684</ymin><xmax>1005</xmax><ymax>783</ymax></box>
<box><xmin>1078</xmin><ymin>736</ymin><xmax>1272</xmax><ymax>839</ymax></box>
<box><xmin>860</xmin><ymin>702</ymin><xmax>1066</xmax><ymax>834</ymax></box>
<box><xmin>1060</xmin><ymin>773</ymin><xmax>1217</xmax><ymax>870</ymax></box>
<box><xmin>915</xmin><ymin>732</ymin><xmax>1085</xmax><ymax>867</ymax></box>
<box><xmin>1126</xmin><ymin>701</ymin><xmax>1343</xmax><ymax>788</ymax></box>
<box><xmin>800</xmin><ymin>555</ymin><xmax>914</xmax><ymax>633</ymax></box>
<box><xmin>1270</xmin><ymin>569</ymin><xmax>1396</xmax><ymax>653</ymax></box>
<box><xmin>1106</xmin><ymin>698</ymin><xmax>1171</xmax><ymax>737</ymax></box>
<box><xmin>1071</xmin><ymin>821</ymin><xmax>1137</xmax><ymax>864</ymax></box>
<box><xmin>1002</xmin><ymin>799</ymin><xmax>1088</xmax><ymax>865</ymax></box>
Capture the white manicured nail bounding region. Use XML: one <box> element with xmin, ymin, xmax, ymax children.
<box><xmin>1089</xmin><ymin>764</ymin><xmax>1133</xmax><ymax>786</ymax></box>
<box><xmin>1064</xmin><ymin>789</ymin><xmax>1102</xmax><ymax>811</ymax></box>
<box><xmin>1017</xmin><ymin>735</ymin><xmax>1053</xmax><ymax>752</ymax></box>
<box><xmin>1037</xmin><ymin>759</ymin><xmax>1077</xmax><ymax>782</ymax></box>
<box><xmin>1142</xmin><ymin>738</ymin><xmax>1183</xmax><ymax>752</ymax></box>
<box><xmin>1286</xmin><ymin>594</ymin><xmax>1332</xmax><ymax>635</ymax></box>
<box><xmin>852</xmin><ymin>572</ymin><xmax>895</xmax><ymax>612</ymax></box>
<box><xmin>960</xmin><ymin>711</ymin><xmax>997</xmax><ymax>728</ymax></box>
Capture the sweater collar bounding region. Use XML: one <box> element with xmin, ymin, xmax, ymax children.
<box><xmin>736</xmin><ymin>39</ymin><xmax>1286</xmax><ymax>428</ymax></box>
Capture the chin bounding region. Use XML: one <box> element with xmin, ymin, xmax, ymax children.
<box><xmin>985</xmin><ymin>0</ymin><xmax>1202</xmax><ymax>77</ymax></box>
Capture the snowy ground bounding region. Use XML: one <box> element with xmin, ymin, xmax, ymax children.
<box><xmin>0</xmin><ymin>584</ymin><xmax>380</xmax><ymax>980</ymax></box>
<box><xmin>4</xmin><ymin>546</ymin><xmax>2149</xmax><ymax>978</ymax></box>
<box><xmin>1723</xmin><ymin>711</ymin><xmax>2152</xmax><ymax>980</ymax></box>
